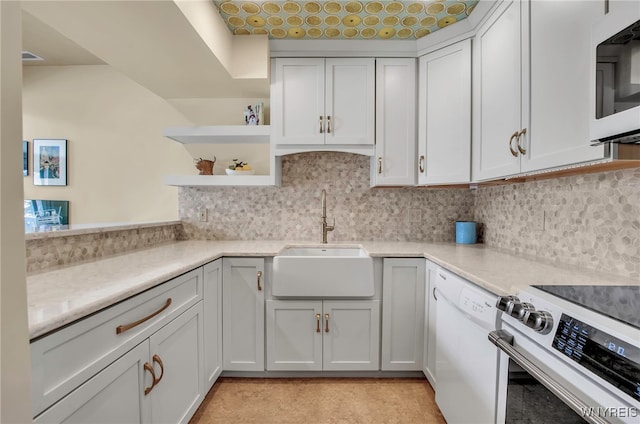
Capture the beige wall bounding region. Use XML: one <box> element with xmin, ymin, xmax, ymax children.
<box><xmin>1</xmin><ymin>2</ymin><xmax>32</xmax><ymax>422</ymax></box>
<box><xmin>22</xmin><ymin>65</ymin><xmax>197</xmax><ymax>224</ymax></box>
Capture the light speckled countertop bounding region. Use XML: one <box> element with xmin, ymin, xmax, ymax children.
<box><xmin>27</xmin><ymin>240</ymin><xmax>639</xmax><ymax>340</ymax></box>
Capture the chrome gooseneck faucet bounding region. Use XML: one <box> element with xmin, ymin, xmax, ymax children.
<box><xmin>321</xmin><ymin>189</ymin><xmax>335</xmax><ymax>244</ymax></box>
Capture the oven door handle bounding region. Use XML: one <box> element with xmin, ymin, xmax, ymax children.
<box><xmin>489</xmin><ymin>330</ymin><xmax>609</xmax><ymax>424</ymax></box>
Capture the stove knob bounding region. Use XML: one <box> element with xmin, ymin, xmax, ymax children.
<box><xmin>510</xmin><ymin>302</ymin><xmax>535</xmax><ymax>320</ymax></box>
<box><xmin>522</xmin><ymin>310</ymin><xmax>554</xmax><ymax>334</ymax></box>
<box><xmin>496</xmin><ymin>295</ymin><xmax>519</xmax><ymax>312</ymax></box>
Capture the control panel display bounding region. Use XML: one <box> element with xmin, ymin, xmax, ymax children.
<box><xmin>553</xmin><ymin>314</ymin><xmax>640</xmax><ymax>402</ymax></box>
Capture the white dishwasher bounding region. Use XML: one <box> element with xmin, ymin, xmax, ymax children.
<box><xmin>434</xmin><ymin>267</ymin><xmax>500</xmax><ymax>424</ymax></box>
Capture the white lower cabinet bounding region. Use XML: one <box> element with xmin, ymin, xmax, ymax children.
<box><xmin>423</xmin><ymin>260</ymin><xmax>438</xmax><ymax>388</ymax></box>
<box><xmin>203</xmin><ymin>259</ymin><xmax>222</xmax><ymax>391</ymax></box>
<box><xmin>381</xmin><ymin>259</ymin><xmax>425</xmax><ymax>371</ymax></box>
<box><xmin>266</xmin><ymin>300</ymin><xmax>380</xmax><ymax>371</ymax></box>
<box><xmin>34</xmin><ymin>303</ymin><xmax>205</xmax><ymax>424</ymax></box>
<box><xmin>222</xmin><ymin>257</ymin><xmax>265</xmax><ymax>371</ymax></box>
<box><xmin>146</xmin><ymin>303</ymin><xmax>205</xmax><ymax>423</ymax></box>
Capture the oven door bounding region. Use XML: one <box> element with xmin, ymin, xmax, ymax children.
<box><xmin>490</xmin><ymin>326</ymin><xmax>639</xmax><ymax>424</ymax></box>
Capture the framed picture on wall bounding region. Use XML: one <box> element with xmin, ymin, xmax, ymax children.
<box><xmin>24</xmin><ymin>199</ymin><xmax>69</xmax><ymax>232</ymax></box>
<box><xmin>23</xmin><ymin>140</ymin><xmax>28</xmax><ymax>176</ymax></box>
<box><xmin>33</xmin><ymin>139</ymin><xmax>67</xmax><ymax>186</ymax></box>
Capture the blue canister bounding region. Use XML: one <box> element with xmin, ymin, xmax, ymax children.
<box><xmin>455</xmin><ymin>221</ymin><xmax>477</xmax><ymax>244</ymax></box>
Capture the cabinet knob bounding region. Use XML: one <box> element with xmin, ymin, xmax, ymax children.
<box><xmin>419</xmin><ymin>155</ymin><xmax>425</xmax><ymax>173</ymax></box>
<box><xmin>316</xmin><ymin>313</ymin><xmax>321</xmax><ymax>333</ymax></box>
<box><xmin>324</xmin><ymin>313</ymin><xmax>330</xmax><ymax>333</ymax></box>
<box><xmin>327</xmin><ymin>116</ymin><xmax>331</xmax><ymax>134</ymax></box>
<box><xmin>319</xmin><ymin>116</ymin><xmax>324</xmax><ymax>134</ymax></box>
<box><xmin>516</xmin><ymin>128</ymin><xmax>527</xmax><ymax>155</ymax></box>
<box><xmin>378</xmin><ymin>157</ymin><xmax>383</xmax><ymax>174</ymax></box>
<box><xmin>508</xmin><ymin>131</ymin><xmax>519</xmax><ymax>157</ymax></box>
<box><xmin>257</xmin><ymin>271</ymin><xmax>262</xmax><ymax>291</ymax></box>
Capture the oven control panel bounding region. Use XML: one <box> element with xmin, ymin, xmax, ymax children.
<box><xmin>553</xmin><ymin>313</ymin><xmax>640</xmax><ymax>402</ymax></box>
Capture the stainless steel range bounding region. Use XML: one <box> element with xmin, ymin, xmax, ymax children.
<box><xmin>491</xmin><ymin>285</ymin><xmax>640</xmax><ymax>424</ymax></box>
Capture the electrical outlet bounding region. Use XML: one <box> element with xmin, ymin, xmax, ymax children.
<box><xmin>408</xmin><ymin>208</ymin><xmax>421</xmax><ymax>223</ymax></box>
<box><xmin>198</xmin><ymin>208</ymin><xmax>208</xmax><ymax>222</ymax></box>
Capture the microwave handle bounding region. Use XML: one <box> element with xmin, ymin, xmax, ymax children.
<box><xmin>489</xmin><ymin>330</ymin><xmax>609</xmax><ymax>424</ymax></box>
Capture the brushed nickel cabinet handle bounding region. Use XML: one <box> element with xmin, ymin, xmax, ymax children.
<box><xmin>257</xmin><ymin>271</ymin><xmax>263</xmax><ymax>291</ymax></box>
<box><xmin>508</xmin><ymin>131</ymin><xmax>519</xmax><ymax>157</ymax></box>
<box><xmin>327</xmin><ymin>116</ymin><xmax>331</xmax><ymax>133</ymax></box>
<box><xmin>517</xmin><ymin>128</ymin><xmax>527</xmax><ymax>155</ymax></box>
<box><xmin>316</xmin><ymin>313</ymin><xmax>321</xmax><ymax>333</ymax></box>
<box><xmin>144</xmin><ymin>362</ymin><xmax>157</xmax><ymax>395</ymax></box>
<box><xmin>378</xmin><ymin>157</ymin><xmax>383</xmax><ymax>174</ymax></box>
<box><xmin>324</xmin><ymin>313</ymin><xmax>330</xmax><ymax>333</ymax></box>
<box><xmin>319</xmin><ymin>116</ymin><xmax>324</xmax><ymax>134</ymax></box>
<box><xmin>116</xmin><ymin>298</ymin><xmax>172</xmax><ymax>334</ymax></box>
<box><xmin>419</xmin><ymin>155</ymin><xmax>425</xmax><ymax>173</ymax></box>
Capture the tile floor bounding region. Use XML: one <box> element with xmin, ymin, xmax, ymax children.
<box><xmin>189</xmin><ymin>377</ymin><xmax>446</xmax><ymax>424</ymax></box>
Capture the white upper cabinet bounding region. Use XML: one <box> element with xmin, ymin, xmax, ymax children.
<box><xmin>473</xmin><ymin>0</ymin><xmax>607</xmax><ymax>181</ymax></box>
<box><xmin>472</xmin><ymin>0</ymin><xmax>528</xmax><ymax>181</ymax></box>
<box><xmin>271</xmin><ymin>58</ymin><xmax>375</xmax><ymax>155</ymax></box>
<box><xmin>418</xmin><ymin>39</ymin><xmax>471</xmax><ymax>185</ymax></box>
<box><xmin>372</xmin><ymin>58</ymin><xmax>417</xmax><ymax>187</ymax></box>
<box><xmin>524</xmin><ymin>0</ymin><xmax>605</xmax><ymax>171</ymax></box>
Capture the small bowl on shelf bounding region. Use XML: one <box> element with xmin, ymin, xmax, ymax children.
<box><xmin>225</xmin><ymin>168</ymin><xmax>255</xmax><ymax>176</ymax></box>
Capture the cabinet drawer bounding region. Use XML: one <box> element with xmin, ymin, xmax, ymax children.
<box><xmin>31</xmin><ymin>267</ymin><xmax>203</xmax><ymax>417</ymax></box>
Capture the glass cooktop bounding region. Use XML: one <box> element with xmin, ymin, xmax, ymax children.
<box><xmin>532</xmin><ymin>285</ymin><xmax>640</xmax><ymax>330</ymax></box>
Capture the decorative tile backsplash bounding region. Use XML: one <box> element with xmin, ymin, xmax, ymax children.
<box><xmin>26</xmin><ymin>223</ymin><xmax>183</xmax><ymax>274</ymax></box>
<box><xmin>473</xmin><ymin>168</ymin><xmax>640</xmax><ymax>280</ymax></box>
<box><xmin>26</xmin><ymin>151</ymin><xmax>639</xmax><ymax>281</ymax></box>
<box><xmin>180</xmin><ymin>152</ymin><xmax>474</xmax><ymax>241</ymax></box>
<box><xmin>182</xmin><ymin>153</ymin><xmax>638</xmax><ymax>279</ymax></box>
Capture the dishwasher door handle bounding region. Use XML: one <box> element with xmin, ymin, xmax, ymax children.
<box><xmin>488</xmin><ymin>330</ymin><xmax>609</xmax><ymax>424</ymax></box>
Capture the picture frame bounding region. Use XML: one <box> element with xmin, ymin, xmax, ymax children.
<box><xmin>244</xmin><ymin>103</ymin><xmax>263</xmax><ymax>125</ymax></box>
<box><xmin>23</xmin><ymin>140</ymin><xmax>28</xmax><ymax>176</ymax></box>
<box><xmin>33</xmin><ymin>139</ymin><xmax>67</xmax><ymax>186</ymax></box>
<box><xmin>24</xmin><ymin>199</ymin><xmax>69</xmax><ymax>231</ymax></box>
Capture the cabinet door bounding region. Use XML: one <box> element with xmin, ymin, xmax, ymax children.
<box><xmin>323</xmin><ymin>300</ymin><xmax>380</xmax><ymax>371</ymax></box>
<box><xmin>325</xmin><ymin>58</ymin><xmax>375</xmax><ymax>146</ymax></box>
<box><xmin>272</xmin><ymin>58</ymin><xmax>325</xmax><ymax>145</ymax></box>
<box><xmin>423</xmin><ymin>261</ymin><xmax>438</xmax><ymax>388</ymax></box>
<box><xmin>418</xmin><ymin>40</ymin><xmax>471</xmax><ymax>185</ymax></box>
<box><xmin>472</xmin><ymin>0</ymin><xmax>527</xmax><ymax>181</ymax></box>
<box><xmin>223</xmin><ymin>258</ymin><xmax>265</xmax><ymax>371</ymax></box>
<box><xmin>34</xmin><ymin>342</ymin><xmax>150</xmax><ymax>424</ymax></box>
<box><xmin>266</xmin><ymin>300</ymin><xmax>323</xmax><ymax>371</ymax></box>
<box><xmin>381</xmin><ymin>259</ymin><xmax>425</xmax><ymax>371</ymax></box>
<box><xmin>148</xmin><ymin>303</ymin><xmax>204</xmax><ymax>424</ymax></box>
<box><xmin>373</xmin><ymin>58</ymin><xmax>417</xmax><ymax>186</ymax></box>
<box><xmin>523</xmin><ymin>0</ymin><xmax>605</xmax><ymax>171</ymax></box>
<box><xmin>203</xmin><ymin>259</ymin><xmax>222</xmax><ymax>391</ymax></box>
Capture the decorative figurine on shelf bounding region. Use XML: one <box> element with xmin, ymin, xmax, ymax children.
<box><xmin>194</xmin><ymin>157</ymin><xmax>216</xmax><ymax>175</ymax></box>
